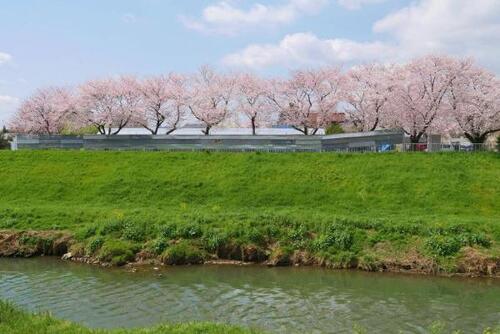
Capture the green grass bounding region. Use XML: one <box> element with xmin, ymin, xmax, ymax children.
<box><xmin>1</xmin><ymin>301</ymin><xmax>498</xmax><ymax>334</ymax></box>
<box><xmin>0</xmin><ymin>151</ymin><xmax>499</xmax><ymax>272</ymax></box>
<box><xmin>0</xmin><ymin>301</ymin><xmax>262</xmax><ymax>334</ymax></box>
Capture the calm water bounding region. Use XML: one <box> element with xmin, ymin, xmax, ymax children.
<box><xmin>0</xmin><ymin>258</ymin><xmax>499</xmax><ymax>333</ymax></box>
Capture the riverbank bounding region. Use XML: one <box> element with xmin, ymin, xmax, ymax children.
<box><xmin>0</xmin><ymin>151</ymin><xmax>499</xmax><ymax>276</ymax></box>
<box><xmin>0</xmin><ymin>301</ymin><xmax>263</xmax><ymax>334</ymax></box>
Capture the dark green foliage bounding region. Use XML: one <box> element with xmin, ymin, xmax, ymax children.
<box><xmin>325</xmin><ymin>122</ymin><xmax>345</xmax><ymax>135</ymax></box>
<box><xmin>0</xmin><ymin>126</ymin><xmax>9</xmax><ymax>150</ymax></box>
<box><xmin>312</xmin><ymin>225</ymin><xmax>354</xmax><ymax>252</ymax></box>
<box><xmin>150</xmin><ymin>238</ymin><xmax>169</xmax><ymax>255</ymax></box>
<box><xmin>86</xmin><ymin>236</ymin><xmax>104</xmax><ymax>255</ymax></box>
<box><xmin>97</xmin><ymin>239</ymin><xmax>138</xmax><ymax>265</ymax></box>
<box><xmin>177</xmin><ymin>223</ymin><xmax>203</xmax><ymax>239</ymax></box>
<box><xmin>202</xmin><ymin>230</ymin><xmax>228</xmax><ymax>252</ymax></box>
<box><xmin>158</xmin><ymin>223</ymin><xmax>178</xmax><ymax>239</ymax></box>
<box><xmin>425</xmin><ymin>235</ymin><xmax>462</xmax><ymax>256</ymax></box>
<box><xmin>122</xmin><ymin>221</ymin><xmax>146</xmax><ymax>242</ymax></box>
<box><xmin>161</xmin><ymin>241</ymin><xmax>206</xmax><ymax>265</ymax></box>
<box><xmin>75</xmin><ymin>225</ymin><xmax>97</xmax><ymax>241</ymax></box>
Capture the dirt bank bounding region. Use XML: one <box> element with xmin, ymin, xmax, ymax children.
<box><xmin>1</xmin><ymin>230</ymin><xmax>498</xmax><ymax>278</ymax></box>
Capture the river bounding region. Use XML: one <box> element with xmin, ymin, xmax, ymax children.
<box><xmin>0</xmin><ymin>258</ymin><xmax>499</xmax><ymax>333</ymax></box>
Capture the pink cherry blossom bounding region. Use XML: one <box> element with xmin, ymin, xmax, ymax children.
<box><xmin>137</xmin><ymin>74</ymin><xmax>188</xmax><ymax>135</ymax></box>
<box><xmin>235</xmin><ymin>73</ymin><xmax>274</xmax><ymax>135</ymax></box>
<box><xmin>448</xmin><ymin>62</ymin><xmax>500</xmax><ymax>143</ymax></box>
<box><xmin>384</xmin><ymin>55</ymin><xmax>461</xmax><ymax>143</ymax></box>
<box><xmin>77</xmin><ymin>76</ymin><xmax>141</xmax><ymax>135</ymax></box>
<box><xmin>343</xmin><ymin>64</ymin><xmax>394</xmax><ymax>132</ymax></box>
<box><xmin>9</xmin><ymin>86</ymin><xmax>75</xmax><ymax>135</ymax></box>
<box><xmin>186</xmin><ymin>66</ymin><xmax>235</xmax><ymax>135</ymax></box>
<box><xmin>268</xmin><ymin>67</ymin><xmax>344</xmax><ymax>135</ymax></box>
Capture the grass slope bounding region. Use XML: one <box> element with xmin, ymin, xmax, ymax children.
<box><xmin>0</xmin><ymin>151</ymin><xmax>499</xmax><ymax>272</ymax></box>
<box><xmin>1</xmin><ymin>301</ymin><xmax>499</xmax><ymax>334</ymax></box>
<box><xmin>0</xmin><ymin>301</ymin><xmax>262</xmax><ymax>334</ymax></box>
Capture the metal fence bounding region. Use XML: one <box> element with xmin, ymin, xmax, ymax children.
<box><xmin>11</xmin><ymin>135</ymin><xmax>323</xmax><ymax>152</ymax></box>
<box><xmin>10</xmin><ymin>135</ymin><xmax>498</xmax><ymax>153</ymax></box>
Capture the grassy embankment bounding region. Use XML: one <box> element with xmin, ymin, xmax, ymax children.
<box><xmin>1</xmin><ymin>301</ymin><xmax>499</xmax><ymax>334</ymax></box>
<box><xmin>0</xmin><ymin>151</ymin><xmax>499</xmax><ymax>275</ymax></box>
<box><xmin>0</xmin><ymin>301</ymin><xmax>261</xmax><ymax>334</ymax></box>
<box><xmin>0</xmin><ymin>301</ymin><xmax>500</xmax><ymax>334</ymax></box>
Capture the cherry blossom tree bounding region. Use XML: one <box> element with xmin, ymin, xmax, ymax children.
<box><xmin>448</xmin><ymin>63</ymin><xmax>500</xmax><ymax>143</ymax></box>
<box><xmin>187</xmin><ymin>66</ymin><xmax>235</xmax><ymax>135</ymax></box>
<box><xmin>9</xmin><ymin>87</ymin><xmax>75</xmax><ymax>135</ymax></box>
<box><xmin>236</xmin><ymin>73</ymin><xmax>274</xmax><ymax>135</ymax></box>
<box><xmin>137</xmin><ymin>74</ymin><xmax>188</xmax><ymax>135</ymax></box>
<box><xmin>268</xmin><ymin>68</ymin><xmax>344</xmax><ymax>135</ymax></box>
<box><xmin>343</xmin><ymin>64</ymin><xmax>393</xmax><ymax>132</ymax></box>
<box><xmin>77</xmin><ymin>76</ymin><xmax>141</xmax><ymax>135</ymax></box>
<box><xmin>384</xmin><ymin>55</ymin><xmax>462</xmax><ymax>144</ymax></box>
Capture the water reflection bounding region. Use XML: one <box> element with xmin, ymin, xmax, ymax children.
<box><xmin>0</xmin><ymin>258</ymin><xmax>499</xmax><ymax>333</ymax></box>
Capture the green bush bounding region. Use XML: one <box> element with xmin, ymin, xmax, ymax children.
<box><xmin>150</xmin><ymin>238</ymin><xmax>169</xmax><ymax>255</ymax></box>
<box><xmin>177</xmin><ymin>223</ymin><xmax>203</xmax><ymax>239</ymax></box>
<box><xmin>312</xmin><ymin>226</ymin><xmax>354</xmax><ymax>252</ymax></box>
<box><xmin>99</xmin><ymin>219</ymin><xmax>125</xmax><ymax>236</ymax></box>
<box><xmin>122</xmin><ymin>221</ymin><xmax>146</xmax><ymax>242</ymax></box>
<box><xmin>202</xmin><ymin>230</ymin><xmax>228</xmax><ymax>252</ymax></box>
<box><xmin>86</xmin><ymin>236</ymin><xmax>104</xmax><ymax>255</ymax></box>
<box><xmin>325</xmin><ymin>122</ymin><xmax>344</xmax><ymax>135</ymax></box>
<box><xmin>158</xmin><ymin>223</ymin><xmax>178</xmax><ymax>239</ymax></box>
<box><xmin>97</xmin><ymin>239</ymin><xmax>137</xmax><ymax>265</ymax></box>
<box><xmin>161</xmin><ymin>241</ymin><xmax>206</xmax><ymax>265</ymax></box>
<box><xmin>0</xmin><ymin>126</ymin><xmax>10</xmax><ymax>150</ymax></box>
<box><xmin>425</xmin><ymin>235</ymin><xmax>462</xmax><ymax>256</ymax></box>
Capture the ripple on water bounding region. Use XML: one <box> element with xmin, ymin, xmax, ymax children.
<box><xmin>0</xmin><ymin>258</ymin><xmax>499</xmax><ymax>334</ymax></box>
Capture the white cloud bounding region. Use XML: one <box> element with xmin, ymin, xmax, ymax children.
<box><xmin>223</xmin><ymin>0</ymin><xmax>500</xmax><ymax>72</ymax></box>
<box><xmin>337</xmin><ymin>0</ymin><xmax>387</xmax><ymax>10</ymax></box>
<box><xmin>0</xmin><ymin>96</ymin><xmax>18</xmax><ymax>105</ymax></box>
<box><xmin>0</xmin><ymin>52</ymin><xmax>12</xmax><ymax>65</ymax></box>
<box><xmin>181</xmin><ymin>0</ymin><xmax>328</xmax><ymax>35</ymax></box>
<box><xmin>122</xmin><ymin>13</ymin><xmax>137</xmax><ymax>24</ymax></box>
<box><xmin>373</xmin><ymin>0</ymin><xmax>500</xmax><ymax>67</ymax></box>
<box><xmin>223</xmin><ymin>32</ymin><xmax>396</xmax><ymax>68</ymax></box>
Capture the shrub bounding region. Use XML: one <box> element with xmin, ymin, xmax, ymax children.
<box><xmin>97</xmin><ymin>239</ymin><xmax>138</xmax><ymax>265</ymax></box>
<box><xmin>245</xmin><ymin>227</ymin><xmax>266</xmax><ymax>245</ymax></box>
<box><xmin>122</xmin><ymin>221</ymin><xmax>146</xmax><ymax>242</ymax></box>
<box><xmin>312</xmin><ymin>225</ymin><xmax>354</xmax><ymax>252</ymax></box>
<box><xmin>0</xmin><ymin>126</ymin><xmax>10</xmax><ymax>150</ymax></box>
<box><xmin>325</xmin><ymin>122</ymin><xmax>344</xmax><ymax>135</ymax></box>
<box><xmin>201</xmin><ymin>230</ymin><xmax>228</xmax><ymax>252</ymax></box>
<box><xmin>425</xmin><ymin>235</ymin><xmax>462</xmax><ymax>256</ymax></box>
<box><xmin>287</xmin><ymin>225</ymin><xmax>308</xmax><ymax>248</ymax></box>
<box><xmin>19</xmin><ymin>235</ymin><xmax>40</xmax><ymax>246</ymax></box>
<box><xmin>99</xmin><ymin>219</ymin><xmax>125</xmax><ymax>236</ymax></box>
<box><xmin>86</xmin><ymin>236</ymin><xmax>104</xmax><ymax>255</ymax></box>
<box><xmin>158</xmin><ymin>223</ymin><xmax>178</xmax><ymax>239</ymax></box>
<box><xmin>458</xmin><ymin>233</ymin><xmax>491</xmax><ymax>248</ymax></box>
<box><xmin>177</xmin><ymin>223</ymin><xmax>203</xmax><ymax>239</ymax></box>
<box><xmin>161</xmin><ymin>241</ymin><xmax>206</xmax><ymax>265</ymax></box>
<box><xmin>150</xmin><ymin>238</ymin><xmax>169</xmax><ymax>255</ymax></box>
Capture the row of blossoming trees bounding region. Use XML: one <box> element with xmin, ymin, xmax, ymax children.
<box><xmin>9</xmin><ymin>55</ymin><xmax>500</xmax><ymax>143</ymax></box>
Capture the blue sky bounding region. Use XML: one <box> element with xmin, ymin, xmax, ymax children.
<box><xmin>1</xmin><ymin>0</ymin><xmax>500</xmax><ymax>126</ymax></box>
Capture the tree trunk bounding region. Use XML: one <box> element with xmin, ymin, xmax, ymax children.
<box><xmin>251</xmin><ymin>118</ymin><xmax>256</xmax><ymax>136</ymax></box>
